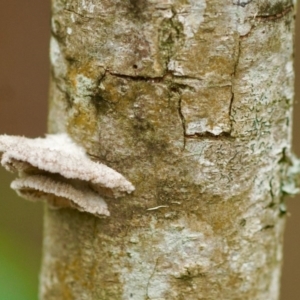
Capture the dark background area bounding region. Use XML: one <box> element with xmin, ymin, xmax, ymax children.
<box><xmin>0</xmin><ymin>1</ymin><xmax>299</xmax><ymax>299</ymax></box>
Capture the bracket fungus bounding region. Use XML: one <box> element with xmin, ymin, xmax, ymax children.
<box><xmin>0</xmin><ymin>133</ymin><xmax>135</xmax><ymax>217</ymax></box>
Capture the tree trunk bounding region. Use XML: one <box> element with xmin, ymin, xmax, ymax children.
<box><xmin>41</xmin><ymin>0</ymin><xmax>297</xmax><ymax>299</ymax></box>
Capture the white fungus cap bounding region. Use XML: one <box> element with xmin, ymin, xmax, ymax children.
<box><xmin>0</xmin><ymin>133</ymin><xmax>135</xmax><ymax>217</ymax></box>
<box><xmin>11</xmin><ymin>175</ymin><xmax>110</xmax><ymax>216</ymax></box>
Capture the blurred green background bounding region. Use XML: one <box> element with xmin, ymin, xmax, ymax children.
<box><xmin>0</xmin><ymin>169</ymin><xmax>42</xmax><ymax>300</ymax></box>
<box><xmin>1</xmin><ymin>1</ymin><xmax>300</xmax><ymax>299</ymax></box>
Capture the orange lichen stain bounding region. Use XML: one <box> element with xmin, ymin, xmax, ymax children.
<box><xmin>99</xmin><ymin>76</ymin><xmax>125</xmax><ymax>104</ymax></box>
<box><xmin>99</xmin><ymin>74</ymin><xmax>176</xmax><ymax>128</ymax></box>
<box><xmin>53</xmin><ymin>257</ymin><xmax>93</xmax><ymax>297</ymax></box>
<box><xmin>54</xmin><ymin>261</ymin><xmax>74</xmax><ymax>300</ymax></box>
<box><xmin>68</xmin><ymin>60</ymin><xmax>105</xmax><ymax>89</ymax></box>
<box><xmin>67</xmin><ymin>101</ymin><xmax>99</xmax><ymax>144</ymax></box>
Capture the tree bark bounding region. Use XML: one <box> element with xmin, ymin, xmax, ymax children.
<box><xmin>41</xmin><ymin>0</ymin><xmax>297</xmax><ymax>299</ymax></box>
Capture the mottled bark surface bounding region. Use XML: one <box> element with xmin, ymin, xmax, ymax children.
<box><xmin>41</xmin><ymin>0</ymin><xmax>297</xmax><ymax>299</ymax></box>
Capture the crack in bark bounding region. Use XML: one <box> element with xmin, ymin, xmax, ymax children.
<box><xmin>146</xmin><ymin>258</ymin><xmax>158</xmax><ymax>300</ymax></box>
<box><xmin>64</xmin><ymin>8</ymin><xmax>94</xmax><ymax>20</ymax></box>
<box><xmin>107</xmin><ymin>70</ymin><xmax>167</xmax><ymax>82</ymax></box>
<box><xmin>229</xmin><ymin>31</ymin><xmax>242</xmax><ymax>135</ymax></box>
<box><xmin>233</xmin><ymin>1</ymin><xmax>293</xmax><ymax>20</ymax></box>
<box><xmin>184</xmin><ymin>132</ymin><xmax>233</xmax><ymax>139</ymax></box>
<box><xmin>177</xmin><ymin>94</ymin><xmax>186</xmax><ymax>150</ymax></box>
<box><xmin>268</xmin><ymin>177</ymin><xmax>275</xmax><ymax>205</ymax></box>
<box><xmin>239</xmin><ymin>5</ymin><xmax>294</xmax><ymax>39</ymax></box>
<box><xmin>254</xmin><ymin>5</ymin><xmax>294</xmax><ymax>22</ymax></box>
<box><xmin>106</xmin><ymin>69</ymin><xmax>202</xmax><ymax>84</ymax></box>
<box><xmin>260</xmin><ymin>224</ymin><xmax>275</xmax><ymax>231</ymax></box>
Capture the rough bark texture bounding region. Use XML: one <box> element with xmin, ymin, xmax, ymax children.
<box><xmin>41</xmin><ymin>0</ymin><xmax>297</xmax><ymax>299</ymax></box>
